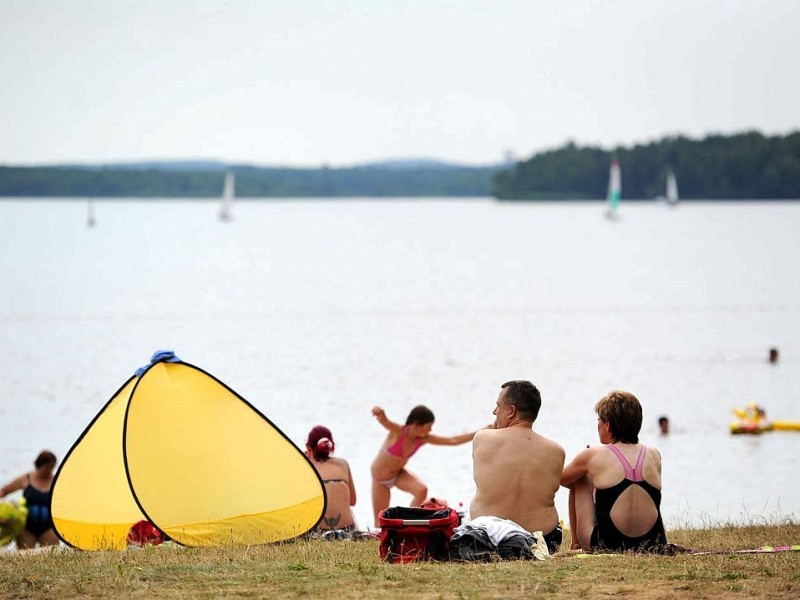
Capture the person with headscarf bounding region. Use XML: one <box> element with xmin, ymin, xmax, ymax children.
<box><xmin>305</xmin><ymin>426</ymin><xmax>358</xmax><ymax>532</ymax></box>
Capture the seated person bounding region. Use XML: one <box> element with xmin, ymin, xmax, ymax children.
<box><xmin>0</xmin><ymin>450</ymin><xmax>59</xmax><ymax>549</ymax></box>
<box><xmin>305</xmin><ymin>425</ymin><xmax>357</xmax><ymax>532</ymax></box>
<box><xmin>561</xmin><ymin>390</ymin><xmax>668</xmax><ymax>553</ymax></box>
<box><xmin>470</xmin><ymin>381</ymin><xmax>565</xmax><ymax>554</ymax></box>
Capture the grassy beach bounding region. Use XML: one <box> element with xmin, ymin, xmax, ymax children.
<box><xmin>1</xmin><ymin>522</ymin><xmax>798</xmax><ymax>599</ymax></box>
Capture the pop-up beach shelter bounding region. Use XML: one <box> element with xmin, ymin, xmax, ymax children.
<box><xmin>51</xmin><ymin>351</ymin><xmax>325</xmax><ymax>550</ymax></box>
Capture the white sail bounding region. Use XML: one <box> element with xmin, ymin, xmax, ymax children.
<box><xmin>605</xmin><ymin>160</ymin><xmax>621</xmax><ymax>218</ymax></box>
<box><xmin>219</xmin><ymin>171</ymin><xmax>235</xmax><ymax>221</ymax></box>
<box><xmin>87</xmin><ymin>198</ymin><xmax>96</xmax><ymax>227</ymax></box>
<box><xmin>666</xmin><ymin>170</ymin><xmax>679</xmax><ymax>205</ymax></box>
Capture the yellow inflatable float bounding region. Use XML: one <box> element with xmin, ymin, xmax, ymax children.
<box><xmin>0</xmin><ymin>497</ymin><xmax>27</xmax><ymax>546</ymax></box>
<box><xmin>730</xmin><ymin>404</ymin><xmax>800</xmax><ymax>434</ymax></box>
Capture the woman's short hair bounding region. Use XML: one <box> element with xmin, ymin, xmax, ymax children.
<box><xmin>34</xmin><ymin>450</ymin><xmax>57</xmax><ymax>468</ymax></box>
<box><xmin>306</xmin><ymin>425</ymin><xmax>335</xmax><ymax>461</ymax></box>
<box><xmin>406</xmin><ymin>405</ymin><xmax>435</xmax><ymax>426</ymax></box>
<box><xmin>501</xmin><ymin>380</ymin><xmax>542</xmax><ymax>422</ymax></box>
<box><xmin>595</xmin><ymin>390</ymin><xmax>642</xmax><ymax>443</ymax></box>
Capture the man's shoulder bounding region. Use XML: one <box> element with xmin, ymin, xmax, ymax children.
<box><xmin>473</xmin><ymin>427</ymin><xmax>499</xmax><ymax>441</ymax></box>
<box><xmin>525</xmin><ymin>432</ymin><xmax>565</xmax><ymax>464</ymax></box>
<box><xmin>536</xmin><ymin>432</ymin><xmax>566</xmax><ymax>453</ymax></box>
<box><xmin>476</xmin><ymin>425</ymin><xmax>551</xmax><ymax>448</ymax></box>
<box><xmin>473</xmin><ymin>427</ymin><xmax>507</xmax><ymax>448</ymax></box>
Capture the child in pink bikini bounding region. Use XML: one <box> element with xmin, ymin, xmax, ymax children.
<box><xmin>370</xmin><ymin>405</ymin><xmax>479</xmax><ymax>527</ymax></box>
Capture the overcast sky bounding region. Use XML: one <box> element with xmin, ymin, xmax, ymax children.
<box><xmin>2</xmin><ymin>1</ymin><xmax>798</xmax><ymax>167</ymax></box>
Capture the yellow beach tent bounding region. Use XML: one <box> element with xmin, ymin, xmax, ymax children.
<box><xmin>51</xmin><ymin>351</ymin><xmax>325</xmax><ymax>550</ymax></box>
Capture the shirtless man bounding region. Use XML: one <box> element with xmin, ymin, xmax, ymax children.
<box><xmin>470</xmin><ymin>380</ymin><xmax>565</xmax><ymax>554</ymax></box>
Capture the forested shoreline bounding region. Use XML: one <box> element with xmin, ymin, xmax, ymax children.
<box><xmin>1</xmin><ymin>131</ymin><xmax>798</xmax><ymax>199</ymax></box>
<box><xmin>494</xmin><ymin>131</ymin><xmax>800</xmax><ymax>200</ymax></box>
<box><xmin>0</xmin><ymin>164</ymin><xmax>499</xmax><ymax>198</ymax></box>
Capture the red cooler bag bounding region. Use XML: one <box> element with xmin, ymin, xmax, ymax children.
<box><xmin>378</xmin><ymin>507</ymin><xmax>459</xmax><ymax>563</ymax></box>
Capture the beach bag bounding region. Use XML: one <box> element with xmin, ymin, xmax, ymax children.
<box><xmin>378</xmin><ymin>507</ymin><xmax>459</xmax><ymax>563</ymax></box>
<box><xmin>126</xmin><ymin>520</ymin><xmax>166</xmax><ymax>547</ymax></box>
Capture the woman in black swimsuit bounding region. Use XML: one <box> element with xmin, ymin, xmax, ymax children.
<box><xmin>561</xmin><ymin>391</ymin><xmax>668</xmax><ymax>553</ymax></box>
<box><xmin>0</xmin><ymin>450</ymin><xmax>58</xmax><ymax>549</ymax></box>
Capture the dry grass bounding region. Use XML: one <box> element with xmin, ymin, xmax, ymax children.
<box><xmin>1</xmin><ymin>522</ymin><xmax>798</xmax><ymax>599</ymax></box>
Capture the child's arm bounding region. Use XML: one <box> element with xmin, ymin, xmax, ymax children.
<box><xmin>426</xmin><ymin>430</ymin><xmax>479</xmax><ymax>446</ymax></box>
<box><xmin>371</xmin><ymin>406</ymin><xmax>402</xmax><ymax>433</ymax></box>
<box><xmin>426</xmin><ymin>421</ymin><xmax>493</xmax><ymax>446</ymax></box>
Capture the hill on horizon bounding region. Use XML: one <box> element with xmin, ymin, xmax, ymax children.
<box><xmin>35</xmin><ymin>157</ymin><xmax>494</xmax><ymax>172</ymax></box>
<box><xmin>0</xmin><ymin>158</ymin><xmax>500</xmax><ymax>197</ymax></box>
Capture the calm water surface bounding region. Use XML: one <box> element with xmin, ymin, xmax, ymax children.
<box><xmin>1</xmin><ymin>198</ymin><xmax>799</xmax><ymax>531</ymax></box>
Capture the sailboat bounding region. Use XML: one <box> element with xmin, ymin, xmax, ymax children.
<box><xmin>665</xmin><ymin>170</ymin><xmax>679</xmax><ymax>205</ymax></box>
<box><xmin>218</xmin><ymin>171</ymin><xmax>235</xmax><ymax>222</ymax></box>
<box><xmin>605</xmin><ymin>160</ymin><xmax>621</xmax><ymax>219</ymax></box>
<box><xmin>87</xmin><ymin>198</ymin><xmax>96</xmax><ymax>227</ymax></box>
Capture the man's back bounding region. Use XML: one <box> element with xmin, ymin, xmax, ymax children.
<box><xmin>470</xmin><ymin>425</ymin><xmax>564</xmax><ymax>534</ymax></box>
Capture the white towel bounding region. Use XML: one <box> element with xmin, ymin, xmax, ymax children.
<box><xmin>454</xmin><ymin>515</ymin><xmax>529</xmax><ymax>546</ymax></box>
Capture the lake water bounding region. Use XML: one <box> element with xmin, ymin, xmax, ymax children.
<box><xmin>1</xmin><ymin>198</ymin><xmax>799</xmax><ymax>532</ymax></box>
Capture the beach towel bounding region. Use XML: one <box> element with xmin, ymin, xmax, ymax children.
<box><xmin>450</xmin><ymin>516</ymin><xmax>549</xmax><ymax>561</ymax></box>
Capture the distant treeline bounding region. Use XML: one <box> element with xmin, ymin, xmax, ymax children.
<box><xmin>0</xmin><ymin>164</ymin><xmax>498</xmax><ymax>198</ymax></box>
<box><xmin>493</xmin><ymin>131</ymin><xmax>800</xmax><ymax>200</ymax></box>
<box><xmin>3</xmin><ymin>131</ymin><xmax>799</xmax><ymax>199</ymax></box>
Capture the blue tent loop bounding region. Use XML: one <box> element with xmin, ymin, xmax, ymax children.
<box><xmin>134</xmin><ymin>350</ymin><xmax>182</xmax><ymax>377</ymax></box>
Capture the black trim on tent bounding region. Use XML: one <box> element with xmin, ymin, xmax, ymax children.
<box><xmin>120</xmin><ymin>359</ymin><xmax>327</xmax><ymax>546</ymax></box>
<box><xmin>49</xmin><ymin>375</ymin><xmax>137</xmax><ymax>549</ymax></box>
<box><xmin>51</xmin><ymin>357</ymin><xmax>328</xmax><ymax>550</ymax></box>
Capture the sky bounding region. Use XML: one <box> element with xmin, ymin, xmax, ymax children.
<box><xmin>2</xmin><ymin>0</ymin><xmax>799</xmax><ymax>167</ymax></box>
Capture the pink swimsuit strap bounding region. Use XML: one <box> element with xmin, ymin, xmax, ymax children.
<box><xmin>384</xmin><ymin>426</ymin><xmax>425</xmax><ymax>458</ymax></box>
<box><xmin>606</xmin><ymin>444</ymin><xmax>647</xmax><ymax>481</ymax></box>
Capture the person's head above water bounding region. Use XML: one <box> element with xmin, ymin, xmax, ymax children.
<box><xmin>306</xmin><ymin>425</ymin><xmax>335</xmax><ymax>461</ymax></box>
<box><xmin>658</xmin><ymin>416</ymin><xmax>670</xmax><ymax>434</ymax></box>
